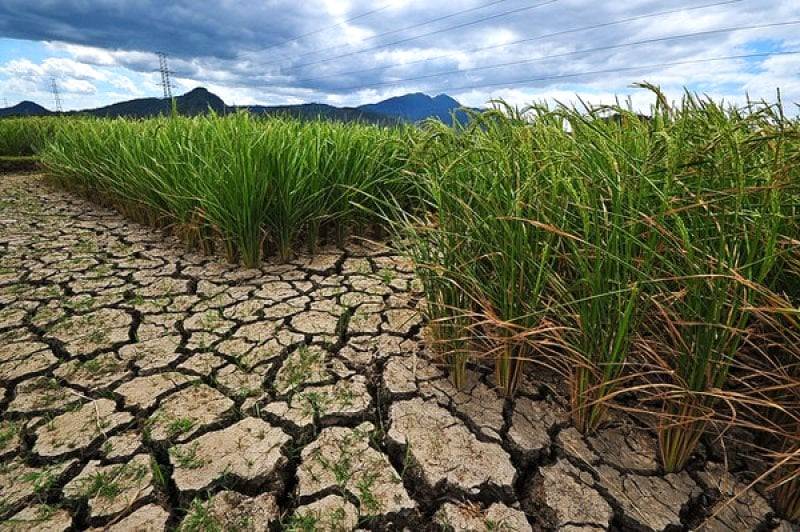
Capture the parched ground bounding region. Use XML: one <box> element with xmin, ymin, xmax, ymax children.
<box><xmin>0</xmin><ymin>173</ymin><xmax>795</xmax><ymax>531</ymax></box>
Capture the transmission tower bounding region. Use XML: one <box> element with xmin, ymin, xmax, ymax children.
<box><xmin>2</xmin><ymin>97</ymin><xmax>7</xmax><ymax>108</ymax></box>
<box><xmin>50</xmin><ymin>78</ymin><xmax>63</xmax><ymax>112</ymax></box>
<box><xmin>157</xmin><ymin>52</ymin><xmax>174</xmax><ymax>99</ymax></box>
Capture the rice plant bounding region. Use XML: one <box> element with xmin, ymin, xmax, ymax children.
<box><xmin>542</xmin><ymin>104</ymin><xmax>664</xmax><ymax>433</ymax></box>
<box><xmin>642</xmin><ymin>92</ymin><xmax>790</xmax><ymax>472</ymax></box>
<box><xmin>400</xmin><ymin>105</ymin><xmax>565</xmax><ymax>395</ymax></box>
<box><xmin>394</xmin><ymin>86</ymin><xmax>799</xmax><ymax>456</ymax></box>
<box><xmin>0</xmin><ymin>116</ymin><xmax>63</xmax><ymax>156</ymax></box>
<box><xmin>40</xmin><ymin>113</ymin><xmax>413</xmax><ymax>266</ymax></box>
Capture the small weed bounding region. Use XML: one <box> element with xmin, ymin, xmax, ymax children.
<box><xmin>67</xmin><ymin>296</ymin><xmax>96</xmax><ymax>312</ymax></box>
<box><xmin>150</xmin><ymin>457</ymin><xmax>167</xmax><ymax>488</ymax></box>
<box><xmin>79</xmin><ymin>462</ymin><xmax>148</xmax><ymax>500</ymax></box>
<box><xmin>180</xmin><ymin>498</ymin><xmax>221</xmax><ymax>532</ymax></box>
<box><xmin>167</xmin><ymin>417</ymin><xmax>195</xmax><ymax>439</ymax></box>
<box><xmin>0</xmin><ymin>421</ymin><xmax>19</xmax><ymax>449</ymax></box>
<box><xmin>284</xmin><ymin>513</ymin><xmax>319</xmax><ymax>532</ymax></box>
<box><xmin>79</xmin><ymin>358</ymin><xmax>104</xmax><ymax>373</ymax></box>
<box><xmin>74</xmin><ymin>239</ymin><xmax>97</xmax><ymax>253</ymax></box>
<box><xmin>400</xmin><ymin>442</ymin><xmax>413</xmax><ymax>479</ymax></box>
<box><xmin>329</xmin><ymin>507</ymin><xmax>347</xmax><ymax>530</ymax></box>
<box><xmin>280</xmin><ymin>346</ymin><xmax>322</xmax><ymax>391</ymax></box>
<box><xmin>378</xmin><ymin>268</ymin><xmax>395</xmax><ymax>284</ymax></box>
<box><xmin>333</xmin><ymin>385</ymin><xmax>355</xmax><ymax>409</ymax></box>
<box><xmin>299</xmin><ymin>391</ymin><xmax>329</xmax><ymax>418</ymax></box>
<box><xmin>313</xmin><ymin>446</ymin><xmax>353</xmax><ymax>489</ymax></box>
<box><xmin>87</xmin><ymin>329</ymin><xmax>108</xmax><ymax>344</ymax></box>
<box><xmin>79</xmin><ymin>471</ymin><xmax>123</xmax><ymax>500</ymax></box>
<box><xmin>34</xmin><ymin>504</ymin><xmax>59</xmax><ymax>521</ymax></box>
<box><xmin>22</xmin><ymin>466</ymin><xmax>61</xmax><ymax>497</ymax></box>
<box><xmin>170</xmin><ymin>442</ymin><xmax>205</xmax><ymax>469</ymax></box>
<box><xmin>356</xmin><ymin>470</ymin><xmax>381</xmax><ymax>514</ymax></box>
<box><xmin>201</xmin><ymin>310</ymin><xmax>222</xmax><ymax>330</ymax></box>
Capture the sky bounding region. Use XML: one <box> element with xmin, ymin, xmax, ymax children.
<box><xmin>0</xmin><ymin>0</ymin><xmax>798</xmax><ymax>113</ymax></box>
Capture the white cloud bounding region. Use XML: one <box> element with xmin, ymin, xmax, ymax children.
<box><xmin>59</xmin><ymin>78</ymin><xmax>96</xmax><ymax>94</ymax></box>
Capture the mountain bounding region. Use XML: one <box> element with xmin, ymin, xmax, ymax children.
<box><xmin>0</xmin><ymin>88</ymin><xmax>471</xmax><ymax>125</ymax></box>
<box><xmin>358</xmin><ymin>93</ymin><xmax>468</xmax><ymax>124</ymax></box>
<box><xmin>82</xmin><ymin>89</ymin><xmax>468</xmax><ymax>123</ymax></box>
<box><xmin>0</xmin><ymin>101</ymin><xmax>53</xmax><ymax>118</ymax></box>
<box><xmin>85</xmin><ymin>87</ymin><xmax>225</xmax><ymax>118</ymax></box>
<box><xmin>240</xmin><ymin>102</ymin><xmax>398</xmax><ymax>125</ymax></box>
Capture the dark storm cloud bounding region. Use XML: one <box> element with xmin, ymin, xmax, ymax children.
<box><xmin>0</xmin><ymin>0</ymin><xmax>324</xmax><ymax>59</ymax></box>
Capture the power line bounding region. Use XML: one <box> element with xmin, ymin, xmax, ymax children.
<box><xmin>328</xmin><ymin>20</ymin><xmax>800</xmax><ymax>92</ymax></box>
<box><xmin>291</xmin><ymin>0</ymin><xmax>744</xmax><ymax>85</ymax></box>
<box><xmin>255</xmin><ymin>1</ymin><xmax>399</xmax><ymax>53</ymax></box>
<box><xmin>49</xmin><ymin>77</ymin><xmax>63</xmax><ymax>113</ymax></box>
<box><xmin>267</xmin><ymin>0</ymin><xmax>559</xmax><ymax>71</ymax></box>
<box><xmin>267</xmin><ymin>0</ymin><xmax>514</xmax><ymax>64</ymax></box>
<box><xmin>157</xmin><ymin>52</ymin><xmax>174</xmax><ymax>99</ymax></box>
<box><xmin>405</xmin><ymin>49</ymin><xmax>800</xmax><ymax>95</ymax></box>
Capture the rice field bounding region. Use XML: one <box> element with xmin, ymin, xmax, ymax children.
<box><xmin>3</xmin><ymin>86</ymin><xmax>800</xmax><ymax>524</ymax></box>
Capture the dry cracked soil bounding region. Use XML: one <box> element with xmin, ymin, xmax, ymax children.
<box><xmin>0</xmin><ymin>173</ymin><xmax>796</xmax><ymax>531</ymax></box>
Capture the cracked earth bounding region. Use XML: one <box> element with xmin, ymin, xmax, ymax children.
<box><xmin>0</xmin><ymin>173</ymin><xmax>795</xmax><ymax>531</ymax></box>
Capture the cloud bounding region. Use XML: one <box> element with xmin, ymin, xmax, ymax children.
<box><xmin>1</xmin><ymin>57</ymin><xmax>103</xmax><ymax>80</ymax></box>
<box><xmin>59</xmin><ymin>78</ymin><xmax>96</xmax><ymax>94</ymax></box>
<box><xmin>0</xmin><ymin>0</ymin><xmax>798</xmax><ymax>111</ymax></box>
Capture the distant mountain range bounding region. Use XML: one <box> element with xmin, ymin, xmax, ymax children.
<box><xmin>0</xmin><ymin>87</ymin><xmax>471</xmax><ymax>125</ymax></box>
<box><xmin>242</xmin><ymin>101</ymin><xmax>396</xmax><ymax>125</ymax></box>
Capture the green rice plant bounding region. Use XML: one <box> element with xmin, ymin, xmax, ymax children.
<box><xmin>387</xmin><ymin>136</ymin><xmax>475</xmax><ymax>388</ymax></box>
<box><xmin>398</xmin><ymin>104</ymin><xmax>566</xmax><ymax>395</ymax></box>
<box><xmin>40</xmin><ymin>113</ymin><xmax>414</xmax><ymax>265</ymax></box>
<box><xmin>646</xmin><ymin>275</ymin><xmax>752</xmax><ymax>472</ymax></box>
<box><xmin>641</xmin><ymin>90</ymin><xmax>791</xmax><ymax>472</ymax></box>
<box><xmin>551</xmin><ymin>104</ymin><xmax>661</xmax><ymax>433</ymax></box>
<box><xmin>392</xmin><ymin>207</ymin><xmax>475</xmax><ymax>388</ymax></box>
<box><xmin>0</xmin><ymin>117</ymin><xmax>63</xmax><ymax>156</ymax></box>
<box><xmin>400</xmin><ymin>98</ymin><xmax>663</xmax><ymax>410</ymax></box>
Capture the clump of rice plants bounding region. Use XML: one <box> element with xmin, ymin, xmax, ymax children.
<box><xmin>553</xmin><ymin>105</ymin><xmax>659</xmax><ymax>433</ymax></box>
<box><xmin>639</xmin><ymin>91</ymin><xmax>789</xmax><ymax>472</ymax></box>
<box><xmin>397</xmin><ymin>85</ymin><xmax>800</xmax><ymax>457</ymax></box>
<box><xmin>398</xmin><ymin>104</ymin><xmax>565</xmax><ymax>395</ymax></box>
<box><xmin>40</xmin><ymin>113</ymin><xmax>414</xmax><ymax>266</ymax></box>
<box><xmin>728</xmin><ymin>299</ymin><xmax>800</xmax><ymax>520</ymax></box>
<box><xmin>400</xmin><ymin>98</ymin><xmax>661</xmax><ymax>414</ymax></box>
<box><xmin>0</xmin><ymin>116</ymin><xmax>63</xmax><ymax>156</ymax></box>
